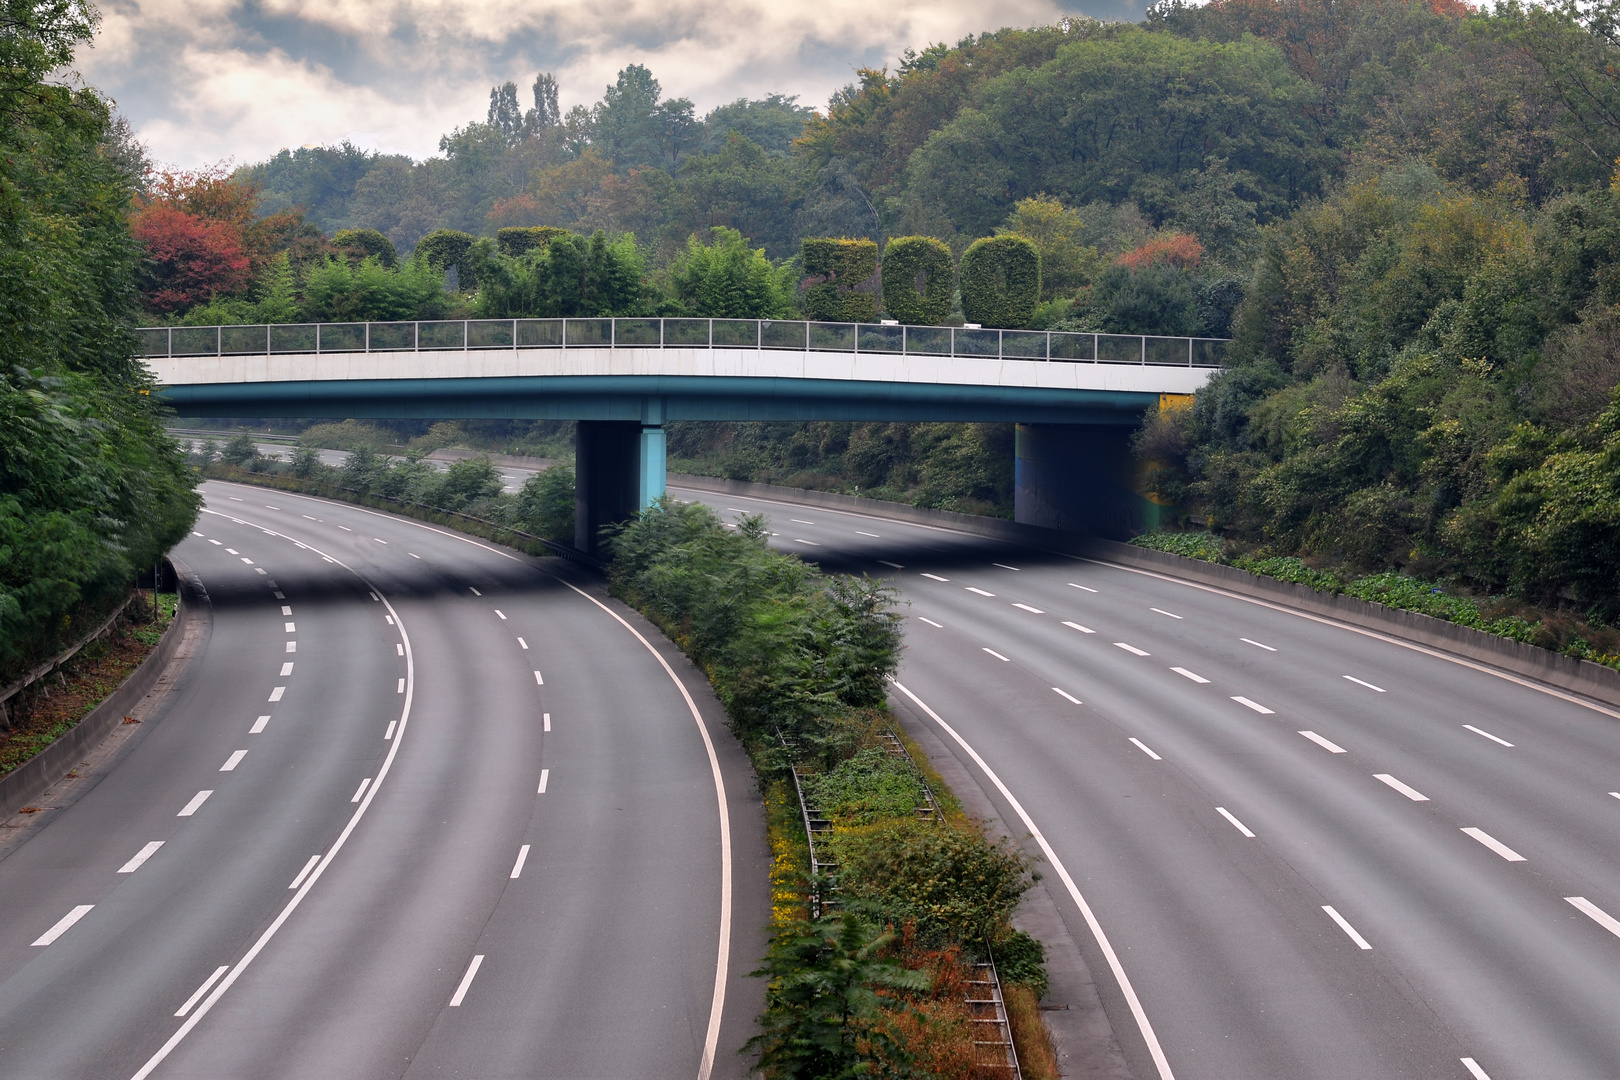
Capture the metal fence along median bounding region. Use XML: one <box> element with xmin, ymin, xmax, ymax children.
<box><xmin>135</xmin><ymin>318</ymin><xmax>1228</xmax><ymax>368</ymax></box>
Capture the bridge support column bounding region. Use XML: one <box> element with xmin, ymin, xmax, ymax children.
<box><xmin>573</xmin><ymin>415</ymin><xmax>666</xmax><ymax>556</ymax></box>
<box><xmin>1014</xmin><ymin>422</ymin><xmax>1163</xmax><ymax>540</ymax></box>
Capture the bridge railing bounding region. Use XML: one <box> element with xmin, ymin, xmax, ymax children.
<box><xmin>135</xmin><ymin>318</ymin><xmax>1228</xmax><ymax>367</ymax></box>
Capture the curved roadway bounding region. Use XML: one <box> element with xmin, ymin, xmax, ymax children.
<box><xmin>0</xmin><ymin>480</ymin><xmax>766</xmax><ymax>1079</ymax></box>
<box><xmin>674</xmin><ymin>482</ymin><xmax>1620</xmax><ymax>1080</ymax></box>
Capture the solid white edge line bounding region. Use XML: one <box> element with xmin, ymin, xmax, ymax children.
<box><xmin>1461</xmin><ymin>1057</ymin><xmax>1493</xmax><ymax>1080</ymax></box>
<box><xmin>288</xmin><ymin>855</ymin><xmax>320</xmax><ymax>890</ymax></box>
<box><xmin>1215</xmin><ymin>807</ymin><xmax>1255</xmax><ymax>837</ymax></box>
<box><xmin>448</xmin><ymin>954</ymin><xmax>484</xmax><ymax>1006</ymax></box>
<box><xmin>1566</xmin><ymin>896</ymin><xmax>1620</xmax><ymax>938</ymax></box>
<box><xmin>1321</xmin><ymin>905</ymin><xmax>1372</xmax><ymax>949</ymax></box>
<box><xmin>510</xmin><ymin>844</ymin><xmax>531</xmax><ymax>879</ymax></box>
<box><xmin>1129</xmin><ymin>737</ymin><xmax>1162</xmax><ymax>761</ymax></box>
<box><xmin>1298</xmin><ymin>730</ymin><xmax>1347</xmax><ymax>754</ymax></box>
<box><xmin>1052</xmin><ymin>687</ymin><xmax>1082</xmax><ymax>705</ymax></box>
<box><xmin>1373</xmin><ymin>773</ymin><xmax>1430</xmax><ymax>801</ymax></box>
<box><xmin>132</xmin><ymin>504</ymin><xmax>418</xmax><ymax>1080</ymax></box>
<box><xmin>1461</xmin><ymin>827</ymin><xmax>1526</xmax><ymax>862</ymax></box>
<box><xmin>891</xmin><ymin>679</ymin><xmax>1175</xmax><ymax>1080</ymax></box>
<box><xmin>174</xmin><ymin>966</ymin><xmax>229</xmax><ymax>1017</ymax></box>
<box><xmin>118</xmin><ymin>842</ymin><xmax>164</xmax><ymax>873</ymax></box>
<box><xmin>1463</xmin><ymin>724</ymin><xmax>1514</xmax><ymax>747</ymax></box>
<box><xmin>31</xmin><ymin>905</ymin><xmax>94</xmax><ymax>947</ymax></box>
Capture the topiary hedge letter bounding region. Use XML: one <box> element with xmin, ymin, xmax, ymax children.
<box><xmin>497</xmin><ymin>226</ymin><xmax>570</xmax><ymax>258</ymax></box>
<box><xmin>414</xmin><ymin>229</ymin><xmax>477</xmax><ymax>289</ymax></box>
<box><xmin>332</xmin><ymin>228</ymin><xmax>397</xmax><ymax>268</ymax></box>
<box><xmin>881</xmin><ymin>236</ymin><xmax>955</xmax><ymax>325</ymax></box>
<box><xmin>801</xmin><ymin>237</ymin><xmax>879</xmax><ymax>322</ymax></box>
<box><xmin>959</xmin><ymin>235</ymin><xmax>1041</xmax><ymax>328</ymax></box>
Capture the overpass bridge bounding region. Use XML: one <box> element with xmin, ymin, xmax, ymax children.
<box><xmin>140</xmin><ymin>317</ymin><xmax>1226</xmax><ymax>547</ymax></box>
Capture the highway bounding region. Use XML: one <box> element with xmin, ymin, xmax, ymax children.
<box><xmin>673</xmin><ymin>482</ymin><xmax>1620</xmax><ymax>1080</ymax></box>
<box><xmin>0</xmin><ymin>480</ymin><xmax>766</xmax><ymax>1080</ymax></box>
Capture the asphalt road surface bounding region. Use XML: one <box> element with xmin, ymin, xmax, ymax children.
<box><xmin>0</xmin><ymin>480</ymin><xmax>765</xmax><ymax>1080</ymax></box>
<box><xmin>673</xmin><ymin>482</ymin><xmax>1620</xmax><ymax>1080</ymax></box>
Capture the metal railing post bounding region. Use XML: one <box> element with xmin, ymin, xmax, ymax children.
<box><xmin>1045</xmin><ymin>331</ymin><xmax>1051</xmax><ymax>361</ymax></box>
<box><xmin>315</xmin><ymin>323</ymin><xmax>322</xmax><ymax>355</ymax></box>
<box><xmin>413</xmin><ymin>321</ymin><xmax>419</xmax><ymax>351</ymax></box>
<box><xmin>707</xmin><ymin>319</ymin><xmax>712</xmax><ymax>347</ymax></box>
<box><xmin>214</xmin><ymin>326</ymin><xmax>221</xmax><ymax>356</ymax></box>
<box><xmin>462</xmin><ymin>320</ymin><xmax>468</xmax><ymax>351</ymax></box>
<box><xmin>561</xmin><ymin>319</ymin><xmax>568</xmax><ymax>349</ymax></box>
<box><xmin>1188</xmin><ymin>337</ymin><xmax>1193</xmax><ymax>366</ymax></box>
<box><xmin>853</xmin><ymin>322</ymin><xmax>859</xmax><ymax>355</ymax></box>
<box><xmin>511</xmin><ymin>319</ymin><xmax>517</xmax><ymax>349</ymax></box>
<box><xmin>365</xmin><ymin>321</ymin><xmax>371</xmax><ymax>353</ymax></box>
<box><xmin>264</xmin><ymin>324</ymin><xmax>269</xmax><ymax>355</ymax></box>
<box><xmin>611</xmin><ymin>318</ymin><xmax>616</xmax><ymax>348</ymax></box>
<box><xmin>997</xmin><ymin>329</ymin><xmax>1004</xmax><ymax>360</ymax></box>
<box><xmin>1141</xmin><ymin>336</ymin><xmax>1146</xmax><ymax>365</ymax></box>
<box><xmin>755</xmin><ymin>319</ymin><xmax>761</xmax><ymax>349</ymax></box>
<box><xmin>659</xmin><ymin>317</ymin><xmax>664</xmax><ymax>347</ymax></box>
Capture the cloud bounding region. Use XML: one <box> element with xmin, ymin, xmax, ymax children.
<box><xmin>76</xmin><ymin>0</ymin><xmax>1144</xmax><ymax>168</ymax></box>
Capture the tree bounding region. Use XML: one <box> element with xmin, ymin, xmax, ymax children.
<box><xmin>670</xmin><ymin>227</ymin><xmax>796</xmax><ymax>318</ymax></box>
<box><xmin>995</xmin><ymin>195</ymin><xmax>1100</xmax><ymax>298</ymax></box>
<box><xmin>129</xmin><ymin>204</ymin><xmax>253</xmax><ymax>313</ymax></box>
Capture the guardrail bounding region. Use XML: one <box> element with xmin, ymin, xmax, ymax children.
<box><xmin>136</xmin><ymin>318</ymin><xmax>1227</xmax><ymax>368</ymax></box>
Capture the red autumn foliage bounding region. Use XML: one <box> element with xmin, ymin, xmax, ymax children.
<box><xmin>1118</xmin><ymin>232</ymin><xmax>1203</xmax><ymax>270</ymax></box>
<box><xmin>130</xmin><ymin>204</ymin><xmax>253</xmax><ymax>313</ymax></box>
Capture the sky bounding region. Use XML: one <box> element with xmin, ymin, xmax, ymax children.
<box><xmin>73</xmin><ymin>0</ymin><xmax>1145</xmax><ymax>170</ymax></box>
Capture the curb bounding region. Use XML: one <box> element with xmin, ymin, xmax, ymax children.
<box><xmin>0</xmin><ymin>561</ymin><xmax>196</xmax><ymax>820</ymax></box>
<box><xmin>668</xmin><ymin>473</ymin><xmax>1620</xmax><ymax>712</ymax></box>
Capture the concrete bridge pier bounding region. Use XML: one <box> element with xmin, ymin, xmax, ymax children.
<box><xmin>1014</xmin><ymin>421</ymin><xmax>1165</xmax><ymax>540</ymax></box>
<box><xmin>573</xmin><ymin>404</ymin><xmax>666</xmax><ymax>555</ymax></box>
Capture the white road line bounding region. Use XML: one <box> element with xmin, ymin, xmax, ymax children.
<box><xmin>264</xmin><ymin>505</ymin><xmax>279</xmax><ymax>510</ymax></box>
<box><xmin>1461</xmin><ymin>1058</ymin><xmax>1493</xmax><ymax>1080</ymax></box>
<box><xmin>118</xmin><ymin>841</ymin><xmax>164</xmax><ymax>873</ymax></box>
<box><xmin>510</xmin><ymin>844</ymin><xmax>531</xmax><ymax>879</ymax></box>
<box><xmin>1462</xmin><ymin>827</ymin><xmax>1526</xmax><ymax>861</ymax></box>
<box><xmin>537</xmin><ymin>769</ymin><xmax>550</xmax><ymax>794</ymax></box>
<box><xmin>533</xmin><ymin>670</ymin><xmax>544</xmax><ymax>685</ymax></box>
<box><xmin>1374</xmin><ymin>773</ymin><xmax>1429</xmax><ymax>801</ymax></box>
<box><xmin>792</xmin><ymin>538</ymin><xmax>821</xmax><ymax>546</ymax></box>
<box><xmin>241</xmin><ymin>558</ymin><xmax>254</xmax><ymax>565</ymax></box>
<box><xmin>279</xmin><ymin>662</ymin><xmax>293</xmax><ymax>676</ymax></box>
<box><xmin>350</xmin><ymin>778</ymin><xmax>371</xmax><ymax>803</ymax></box>
<box><xmin>1150</xmin><ymin>608</ymin><xmax>1183</xmax><ymax>619</ymax></box>
<box><xmin>1241</xmin><ymin>638</ymin><xmax>1277</xmax><ymax>651</ymax></box>
<box><xmin>1053</xmin><ymin>688</ymin><xmax>1082</xmax><ymax>704</ymax></box>
<box><xmin>1171</xmin><ymin>667</ymin><xmax>1209</xmax><ymax>684</ymax></box>
<box><xmin>790</xmin><ymin>519</ymin><xmax>815</xmax><ymax>525</ymax></box>
<box><xmin>1566</xmin><ymin>896</ymin><xmax>1620</xmax><ymax>939</ymax></box>
<box><xmin>1463</xmin><ymin>724</ymin><xmax>1514</xmax><ymax>746</ymax></box>
<box><xmin>207</xmin><ymin>539</ymin><xmax>221</xmax><ymax>545</ymax></box>
<box><xmin>517</xmin><ymin>637</ymin><xmax>528</xmax><ymax>649</ymax></box>
<box><xmin>396</xmin><ymin>643</ymin><xmax>403</xmax><ymax>655</ymax></box>
<box><xmin>1063</xmin><ymin>621</ymin><xmax>1096</xmax><ymax>634</ymax></box>
<box><xmin>369</xmin><ymin>591</ymin><xmax>379</xmax><ymax>601</ymax></box>
<box><xmin>1067</xmin><ymin>582</ymin><xmax>1098</xmax><ymax>592</ymax></box>
<box><xmin>250</xmin><ymin>715</ymin><xmax>270</xmax><ymax>734</ymax></box>
<box><xmin>966</xmin><ymin>586</ymin><xmax>996</xmax><ymax>596</ymax></box>
<box><xmin>175</xmin><ymin>967</ymin><xmax>229</xmax><ymax>1017</ymax></box>
<box><xmin>1610</xmin><ymin>792</ymin><xmax>1620</xmax><ymax>801</ymax></box>
<box><xmin>226</xmin><ymin>548</ymin><xmax>239</xmax><ymax>555</ymax></box>
<box><xmin>1129</xmin><ymin>737</ymin><xmax>1162</xmax><ymax>760</ymax></box>
<box><xmin>495</xmin><ymin>610</ymin><xmax>507</xmax><ymax>619</ymax></box>
<box><xmin>468</xmin><ymin>587</ymin><xmax>481</xmax><ymax>595</ymax></box>
<box><xmin>192</xmin><ymin>531</ymin><xmax>204</xmax><ymax>537</ymax></box>
<box><xmin>273</xmin><ymin>591</ymin><xmax>285</xmax><ymax>599</ymax></box>
<box><xmin>384</xmin><ymin>720</ymin><xmax>397</xmax><ymax>740</ymax></box>
<box><xmin>878</xmin><ymin>560</ymin><xmax>904</xmax><ymax>569</ymax></box>
<box><xmin>1322</xmin><ymin>906</ymin><xmax>1372</xmax><ymax>949</ymax></box>
<box><xmin>725</xmin><ymin>507</ymin><xmax>748</xmax><ymax>513</ymax></box>
<box><xmin>448</xmin><ymin>954</ymin><xmax>484</xmax><ymax>1006</ymax></box>
<box><xmin>396</xmin><ymin>678</ymin><xmax>405</xmax><ymax>693</ymax></box>
<box><xmin>921</xmin><ymin>573</ymin><xmax>949</xmax><ymax>582</ymax></box>
<box><xmin>373</xmin><ymin>538</ymin><xmax>387</xmax><ymax>544</ymax></box>
<box><xmin>285</xmin><ymin>641</ymin><xmax>296</xmax><ymax>653</ymax></box>
<box><xmin>1114</xmin><ymin>642</ymin><xmax>1150</xmax><ymax>656</ymax></box>
<box><xmin>1343</xmin><ymin>675</ymin><xmax>1386</xmax><ymax>692</ymax></box>
<box><xmin>220</xmin><ymin>750</ymin><xmax>247</xmax><ymax>772</ymax></box>
<box><xmin>543</xmin><ymin>713</ymin><xmax>551</xmax><ymax>732</ymax></box>
<box><xmin>858</xmin><ymin>531</ymin><xmax>881</xmax><ymax>538</ymax></box>
<box><xmin>32</xmin><ymin>905</ymin><xmax>93</xmax><ymax>946</ymax></box>
<box><xmin>302</xmin><ymin>515</ymin><xmax>316</xmax><ymax>521</ymax></box>
<box><xmin>409</xmin><ymin>552</ymin><xmax>420</xmax><ymax>559</ymax></box>
<box><xmin>1013</xmin><ymin>603</ymin><xmax>1045</xmax><ymax>613</ymax></box>
<box><xmin>1299</xmin><ymin>730</ymin><xmax>1346</xmax><ymax>753</ymax></box>
<box><xmin>889</xmin><ymin>680</ymin><xmax>1175</xmax><ymax>1080</ymax></box>
<box><xmin>385</xmin><ymin>615</ymin><xmax>394</xmax><ymax>625</ymax></box>
<box><xmin>1231</xmin><ymin>696</ymin><xmax>1273</xmax><ymax>714</ymax></box>
<box><xmin>287</xmin><ymin>854</ymin><xmax>321</xmax><ymax>890</ymax></box>
<box><xmin>993</xmin><ymin>563</ymin><xmax>1021</xmax><ymax>571</ymax></box>
<box><xmin>918</xmin><ymin>617</ymin><xmax>943</xmax><ymax>628</ymax></box>
<box><xmin>177</xmin><ymin>790</ymin><xmax>213</xmax><ymax>816</ymax></box>
<box><xmin>983</xmin><ymin>648</ymin><xmax>1011</xmax><ymax>662</ymax></box>
<box><xmin>1216</xmin><ymin>807</ymin><xmax>1255</xmax><ymax>837</ymax></box>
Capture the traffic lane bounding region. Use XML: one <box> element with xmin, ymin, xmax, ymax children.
<box><xmin>0</xmin><ymin>520</ymin><xmax>401</xmax><ymax>1078</ymax></box>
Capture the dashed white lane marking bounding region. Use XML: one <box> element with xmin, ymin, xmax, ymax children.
<box><xmin>1114</xmin><ymin>642</ymin><xmax>1150</xmax><ymax>656</ymax></box>
<box><xmin>1129</xmin><ymin>738</ymin><xmax>1162</xmax><ymax>761</ymax></box>
<box><xmin>192</xmin><ymin>532</ymin><xmax>204</xmax><ymax>537</ymax></box>
<box><xmin>220</xmin><ymin>751</ymin><xmax>247</xmax><ymax>772</ymax></box>
<box><xmin>993</xmin><ymin>563</ymin><xmax>1021</xmax><ymax>571</ymax></box>
<box><xmin>285</xmin><ymin>642</ymin><xmax>295</xmax><ymax>653</ymax></box>
<box><xmin>448</xmin><ymin>955</ymin><xmax>484</xmax><ymax>1007</ymax></box>
<box><xmin>279</xmin><ymin>662</ymin><xmax>293</xmax><ymax>676</ymax></box>
<box><xmin>1462</xmin><ymin>828</ymin><xmax>1526</xmax><ymax>861</ymax></box>
<box><xmin>983</xmin><ymin>648</ymin><xmax>1011</xmax><ymax>662</ymax></box>
<box><xmin>1150</xmin><ymin>608</ymin><xmax>1183</xmax><ymax>619</ymax></box>
<box><xmin>241</xmin><ymin>558</ymin><xmax>254</xmax><ymax>565</ymax></box>
<box><xmin>495</xmin><ymin>610</ymin><xmax>507</xmax><ymax>620</ymax></box>
<box><xmin>1463</xmin><ymin>724</ymin><xmax>1514</xmax><ymax>747</ymax></box>
<box><xmin>792</xmin><ymin>538</ymin><xmax>821</xmax><ymax>546</ymax></box>
<box><xmin>207</xmin><ymin>539</ymin><xmax>221</xmax><ymax>546</ymax></box>
<box><xmin>250</xmin><ymin>716</ymin><xmax>270</xmax><ymax>734</ymax></box>
<box><xmin>254</xmin><ymin>568</ymin><xmax>267</xmax><ymax>575</ymax></box>
<box><xmin>1461</xmin><ymin>1058</ymin><xmax>1494</xmax><ymax>1080</ymax></box>
<box><xmin>1343</xmin><ymin>675</ymin><xmax>1386</xmax><ymax>693</ymax></box>
<box><xmin>878</xmin><ymin>560</ymin><xmax>904</xmax><ymax>569</ymax></box>
<box><xmin>537</xmin><ymin>769</ymin><xmax>549</xmax><ymax>794</ymax></box>
<box><xmin>725</xmin><ymin>508</ymin><xmax>748</xmax><ymax>513</ymax></box>
<box><xmin>350</xmin><ymin>778</ymin><xmax>371</xmax><ymax>803</ymax></box>
<box><xmin>384</xmin><ymin>615</ymin><xmax>394</xmax><ymax>625</ymax></box>
<box><xmin>1231</xmin><ymin>696</ymin><xmax>1273</xmax><ymax>714</ymax></box>
<box><xmin>1013</xmin><ymin>603</ymin><xmax>1044</xmax><ymax>613</ymax></box>
<box><xmin>373</xmin><ymin>538</ymin><xmax>387</xmax><ymax>544</ymax></box>
<box><xmin>543</xmin><ymin>713</ymin><xmax>551</xmax><ymax>732</ymax></box>
<box><xmin>225</xmin><ymin>549</ymin><xmax>239</xmax><ymax>555</ymax></box>
<box><xmin>1216</xmin><ymin>807</ymin><xmax>1255</xmax><ymax>837</ymax></box>
<box><xmin>268</xmin><ymin>687</ymin><xmax>285</xmax><ymax>702</ymax></box>
<box><xmin>273</xmin><ymin>591</ymin><xmax>285</xmax><ymax>600</ymax></box>
<box><xmin>510</xmin><ymin>845</ymin><xmax>531</xmax><ymax>879</ymax></box>
<box><xmin>339</xmin><ymin>524</ymin><xmax>352</xmax><ymax>530</ymax></box>
<box><xmin>1566</xmin><ymin>896</ymin><xmax>1620</xmax><ymax>939</ymax></box>
<box><xmin>858</xmin><ymin>531</ymin><xmax>882</xmax><ymax>538</ymax></box>
<box><xmin>517</xmin><ymin>638</ymin><xmax>528</xmax><ymax>650</ymax></box>
<box><xmin>228</xmin><ymin>497</ymin><xmax>242</xmax><ymax>502</ymax></box>
<box><xmin>1299</xmin><ymin>730</ymin><xmax>1346</xmax><ymax>753</ymax></box>
<box><xmin>31</xmin><ymin>906</ymin><xmax>93</xmax><ymax>947</ymax></box>
<box><xmin>1068</xmin><ymin>582</ymin><xmax>1098</xmax><ymax>592</ymax></box>
<box><xmin>918</xmin><ymin>617</ymin><xmax>943</xmax><ymax>628</ymax></box>
<box><xmin>965</xmin><ymin>587</ymin><xmax>996</xmax><ymax>597</ymax></box>
<box><xmin>397</xmin><ymin>678</ymin><xmax>404</xmax><ymax>693</ymax></box>
<box><xmin>1241</xmin><ymin>638</ymin><xmax>1277</xmax><ymax>651</ymax></box>
<box><xmin>396</xmin><ymin>643</ymin><xmax>403</xmax><ymax>655</ymax></box>
<box><xmin>1171</xmin><ymin>667</ymin><xmax>1209</xmax><ymax>684</ymax></box>
<box><xmin>533</xmin><ymin>670</ymin><xmax>544</xmax><ymax>685</ymax></box>
<box><xmin>1322</xmin><ymin>906</ymin><xmax>1372</xmax><ymax>949</ymax></box>
<box><xmin>175</xmin><ymin>967</ymin><xmax>229</xmax><ymax>1017</ymax></box>
<box><xmin>369</xmin><ymin>592</ymin><xmax>379</xmax><ymax>601</ymax></box>
<box><xmin>1610</xmin><ymin>792</ymin><xmax>1620</xmax><ymax>801</ymax></box>
<box><xmin>302</xmin><ymin>515</ymin><xmax>317</xmax><ymax>521</ymax></box>
<box><xmin>1053</xmin><ymin>688</ymin><xmax>1082</xmax><ymax>705</ymax></box>
<box><xmin>921</xmin><ymin>573</ymin><xmax>949</xmax><ymax>582</ymax></box>
<box><xmin>1063</xmin><ymin>621</ymin><xmax>1096</xmax><ymax>634</ymax></box>
<box><xmin>264</xmin><ymin>505</ymin><xmax>279</xmax><ymax>510</ymax></box>
<box><xmin>288</xmin><ymin>856</ymin><xmax>320</xmax><ymax>890</ymax></box>
<box><xmin>790</xmin><ymin>519</ymin><xmax>815</xmax><ymax>525</ymax></box>
<box><xmin>118</xmin><ymin>842</ymin><xmax>164</xmax><ymax>873</ymax></box>
<box><xmin>1374</xmin><ymin>773</ymin><xmax>1429</xmax><ymax>801</ymax></box>
<box><xmin>385</xmin><ymin>721</ymin><xmax>397</xmax><ymax>740</ymax></box>
<box><xmin>468</xmin><ymin>587</ymin><xmax>481</xmax><ymax>595</ymax></box>
<box><xmin>409</xmin><ymin>553</ymin><xmax>420</xmax><ymax>559</ymax></box>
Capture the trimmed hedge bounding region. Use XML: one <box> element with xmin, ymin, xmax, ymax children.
<box><xmin>331</xmin><ymin>228</ymin><xmax>397</xmax><ymax>268</ymax></box>
<box><xmin>960</xmin><ymin>235</ymin><xmax>1041</xmax><ymax>328</ymax></box>
<box><xmin>802</xmin><ymin>237</ymin><xmax>879</xmax><ymax>322</ymax></box>
<box><xmin>880</xmin><ymin>236</ymin><xmax>954</xmax><ymax>325</ymax></box>
<box><xmin>497</xmin><ymin>225</ymin><xmax>569</xmax><ymax>258</ymax></box>
<box><xmin>414</xmin><ymin>229</ymin><xmax>477</xmax><ymax>288</ymax></box>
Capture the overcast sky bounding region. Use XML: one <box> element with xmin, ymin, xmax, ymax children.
<box><xmin>74</xmin><ymin>0</ymin><xmax>1144</xmax><ymax>170</ymax></box>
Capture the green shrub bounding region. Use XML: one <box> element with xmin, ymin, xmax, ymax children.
<box><xmin>799</xmin><ymin>747</ymin><xmax>929</xmax><ymax>824</ymax></box>
<box><xmin>1131</xmin><ymin>530</ymin><xmax>1225</xmax><ymax>562</ymax></box>
<box><xmin>671</xmin><ymin>227</ymin><xmax>796</xmax><ymax>318</ymax></box>
<box><xmin>496</xmin><ymin>226</ymin><xmax>569</xmax><ymax>257</ymax></box>
<box><xmin>802</xmin><ymin>237</ymin><xmax>879</xmax><ymax>322</ymax></box>
<box><xmin>508</xmin><ymin>465</ymin><xmax>575</xmax><ymax>541</ymax></box>
<box><xmin>994</xmin><ymin>929</ymin><xmax>1049</xmax><ymax>997</ymax></box>
<box><xmin>880</xmin><ymin>236</ymin><xmax>954</xmax><ymax>324</ymax></box>
<box><xmin>959</xmin><ymin>235</ymin><xmax>1041</xmax><ymax>328</ymax></box>
<box><xmin>413</xmin><ymin>229</ymin><xmax>477</xmax><ymax>288</ymax></box>
<box><xmin>331</xmin><ymin>228</ymin><xmax>397</xmax><ymax>267</ymax></box>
